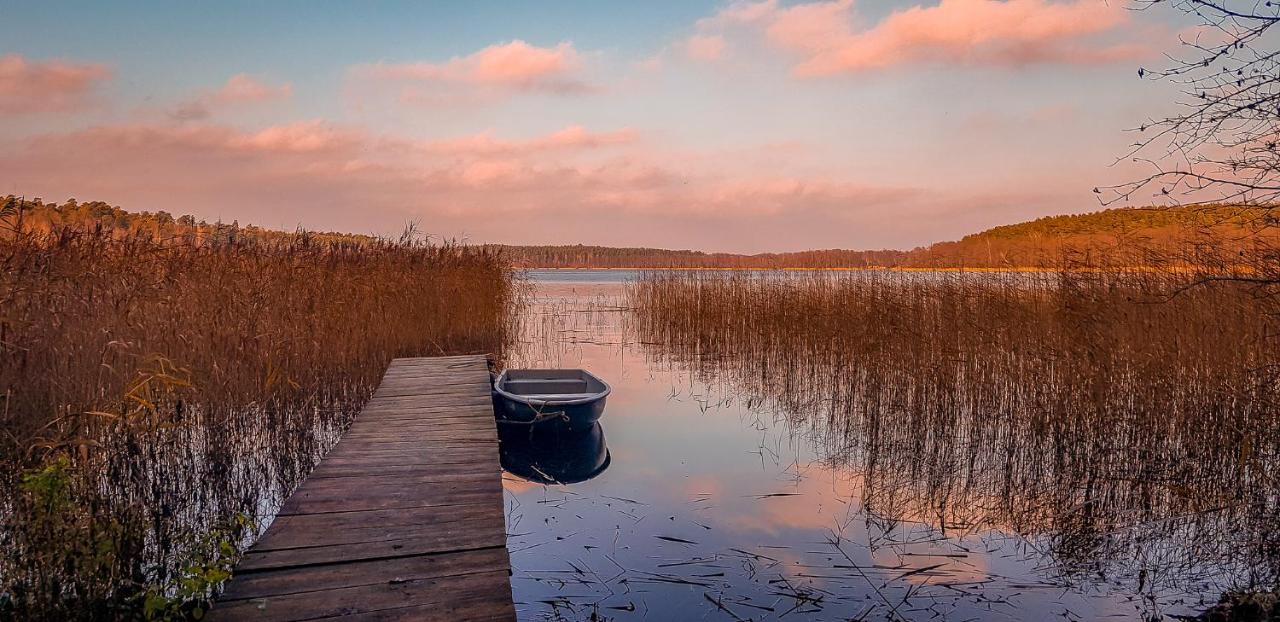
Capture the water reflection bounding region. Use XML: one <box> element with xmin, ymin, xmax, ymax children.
<box><xmin>499</xmin><ymin>274</ymin><xmax>1280</xmax><ymax>621</ymax></box>
<box><xmin>499</xmin><ymin>422</ymin><xmax>611</xmax><ymax>485</ymax></box>
<box><xmin>631</xmin><ymin>271</ymin><xmax>1280</xmax><ymax>618</ymax></box>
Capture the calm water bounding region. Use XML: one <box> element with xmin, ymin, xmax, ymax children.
<box><xmin>497</xmin><ymin>273</ymin><xmax>1245</xmax><ymax>621</ymax></box>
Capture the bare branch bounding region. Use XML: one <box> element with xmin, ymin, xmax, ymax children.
<box><xmin>1108</xmin><ymin>1</ymin><xmax>1280</xmax><ymax>208</ymax></box>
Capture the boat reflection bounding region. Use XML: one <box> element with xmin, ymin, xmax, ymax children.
<box><xmin>498</xmin><ymin>421</ymin><xmax>610</xmax><ymax>485</ymax></box>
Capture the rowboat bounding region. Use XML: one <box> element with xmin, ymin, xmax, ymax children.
<box><xmin>491</xmin><ymin>368</ymin><xmax>610</xmax><ymax>429</ymax></box>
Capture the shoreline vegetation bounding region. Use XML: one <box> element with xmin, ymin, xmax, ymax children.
<box><xmin>2</xmin><ymin>195</ymin><xmax>1278</xmax><ymax>619</ymax></box>
<box><xmin>8</xmin><ymin>196</ymin><xmax>1277</xmax><ymax>271</ymax></box>
<box><xmin>523</xmin><ymin>265</ymin><xmax>1261</xmax><ymax>273</ymax></box>
<box><xmin>628</xmin><ymin>264</ymin><xmax>1280</xmax><ymax>619</ymax></box>
<box><xmin>490</xmin><ymin>204</ymin><xmax>1279</xmax><ymax>270</ymax></box>
<box><xmin>0</xmin><ymin>197</ymin><xmax>521</xmax><ymax>619</ymax></box>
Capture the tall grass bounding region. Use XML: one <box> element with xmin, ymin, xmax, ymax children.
<box><xmin>629</xmin><ymin>251</ymin><xmax>1280</xmax><ymax>600</ymax></box>
<box><xmin>0</xmin><ymin>218</ymin><xmax>520</xmax><ymax>619</ymax></box>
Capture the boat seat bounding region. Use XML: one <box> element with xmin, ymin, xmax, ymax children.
<box><xmin>502</xmin><ymin>379</ymin><xmax>591</xmax><ymax>395</ymax></box>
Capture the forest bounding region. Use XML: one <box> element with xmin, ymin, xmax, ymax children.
<box><xmin>11</xmin><ymin>196</ymin><xmax>1273</xmax><ymax>270</ymax></box>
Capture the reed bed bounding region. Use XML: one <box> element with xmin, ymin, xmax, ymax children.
<box><xmin>0</xmin><ymin>220</ymin><xmax>520</xmax><ymax>619</ymax></box>
<box><xmin>629</xmin><ymin>256</ymin><xmax>1280</xmax><ymax>604</ymax></box>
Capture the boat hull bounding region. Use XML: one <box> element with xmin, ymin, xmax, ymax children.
<box><xmin>491</xmin><ymin>368</ymin><xmax>610</xmax><ymax>431</ymax></box>
<box><xmin>492</xmin><ymin>394</ymin><xmax>607</xmax><ymax>430</ymax></box>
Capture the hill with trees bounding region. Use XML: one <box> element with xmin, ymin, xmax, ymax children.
<box><xmin>493</xmin><ymin>205</ymin><xmax>1277</xmax><ymax>268</ymax></box>
<box><xmin>0</xmin><ymin>196</ymin><xmax>377</xmax><ymax>246</ymax></box>
<box><xmin>913</xmin><ymin>204</ymin><xmax>1278</xmax><ymax>268</ymax></box>
<box><xmin>6</xmin><ymin>195</ymin><xmax>1275</xmax><ymax>268</ymax></box>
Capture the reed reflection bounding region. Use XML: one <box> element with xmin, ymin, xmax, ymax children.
<box><xmin>630</xmin><ymin>269</ymin><xmax>1280</xmax><ymax>604</ymax></box>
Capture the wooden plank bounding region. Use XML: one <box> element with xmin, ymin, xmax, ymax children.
<box><xmin>373</xmin><ymin>383</ymin><xmax>492</xmax><ymax>397</ymax></box>
<box><xmin>363</xmin><ymin>395</ymin><xmax>491</xmax><ymax>408</ymax></box>
<box><xmin>358</xmin><ymin>402</ymin><xmax>494</xmax><ymax>414</ymax></box>
<box><xmin>219</xmin><ymin>548</ymin><xmax>509</xmax><ymax>601</ymax></box>
<box><xmin>345</xmin><ymin>416</ymin><xmax>497</xmax><ymax>428</ymax></box>
<box><xmin>327</xmin><ymin>442</ymin><xmax>499</xmax><ymax>454</ymax></box>
<box><xmin>321</xmin><ymin>437</ymin><xmax>499</xmax><ymax>450</ymax></box>
<box><xmin>247</xmin><ymin>512</ymin><xmax>507</xmax><ymax>554</ymax></box>
<box><xmin>214</xmin><ymin>570</ymin><xmax>514</xmax><ymax>621</ymax></box>
<box><xmin>370</xmin><ymin>381</ymin><xmax>487</xmax><ymax>392</ymax></box>
<box><xmin>354</xmin><ymin>414</ymin><xmax>495</xmax><ymax>426</ymax></box>
<box><xmin>377</xmin><ymin>372</ymin><xmax>483</xmax><ymax>380</ymax></box>
<box><xmin>360</xmin><ymin>403</ymin><xmax>493</xmax><ymax>415</ymax></box>
<box><xmin>348</xmin><ymin>412</ymin><xmax>493</xmax><ymax>421</ymax></box>
<box><xmin>331</xmin><ymin>436</ymin><xmax>498</xmax><ymax>448</ymax></box>
<box><xmin>286</xmin><ymin>470</ymin><xmax>498</xmax><ymax>494</ymax></box>
<box><xmin>389</xmin><ymin>354</ymin><xmax>489</xmax><ymax>363</ymax></box>
<box><xmin>213</xmin><ymin>355</ymin><xmax>513</xmax><ymax>621</ymax></box>
<box><xmin>254</xmin><ymin>505</ymin><xmax>499</xmax><ymax>550</ymax></box>
<box><xmin>342</xmin><ymin>422</ymin><xmax>499</xmax><ymax>434</ymax></box>
<box><xmin>277</xmin><ymin>473</ymin><xmax>501</xmax><ymax>516</ymax></box>
<box><xmin>306</xmin><ymin>460</ymin><xmax>498</xmax><ymax>481</ymax></box>
<box><xmin>247</xmin><ymin>516</ymin><xmax>506</xmax><ymax>560</ymax></box>
<box><xmin>307</xmin><ymin>462</ymin><xmax>499</xmax><ymax>479</ymax></box>
<box><xmin>305</xmin><ymin>454</ymin><xmax>501</xmax><ymax>472</ymax></box>
<box><xmin>236</xmin><ymin>526</ymin><xmax>507</xmax><ymax>571</ymax></box>
<box><xmin>337</xmin><ymin>435</ymin><xmax>496</xmax><ymax>445</ymax></box>
<box><xmin>315</xmin><ymin>450</ymin><xmax>498</xmax><ymax>467</ymax></box>
<box><xmin>333</xmin><ymin>430</ymin><xmax>499</xmax><ymax>442</ymax></box>
<box><xmin>377</xmin><ymin>375</ymin><xmax>492</xmax><ymax>385</ymax></box>
<box><xmin>354</xmin><ymin>416</ymin><xmax>496</xmax><ymax>427</ymax></box>
<box><xmin>342</xmin><ymin>426</ymin><xmax>499</xmax><ymax>439</ymax></box>
<box><xmin>376</xmin><ymin>372</ymin><xmax>487</xmax><ymax>383</ymax></box>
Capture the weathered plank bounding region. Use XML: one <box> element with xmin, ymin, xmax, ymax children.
<box><xmin>215</xmin><ymin>569</ymin><xmax>514</xmax><ymax>620</ymax></box>
<box><xmin>253</xmin><ymin>506</ymin><xmax>499</xmax><ymax>550</ymax></box>
<box><xmin>306</xmin><ymin>463</ymin><xmax>492</xmax><ymax>479</ymax></box>
<box><xmin>212</xmin><ymin>355</ymin><xmax>513</xmax><ymax>621</ymax></box>
<box><xmin>219</xmin><ymin>548</ymin><xmax>510</xmax><ymax>602</ymax></box>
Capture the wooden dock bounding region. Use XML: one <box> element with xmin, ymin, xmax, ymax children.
<box><xmin>211</xmin><ymin>355</ymin><xmax>514</xmax><ymax>621</ymax></box>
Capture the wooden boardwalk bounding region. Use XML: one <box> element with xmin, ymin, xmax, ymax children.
<box><xmin>211</xmin><ymin>355</ymin><xmax>514</xmax><ymax>621</ymax></box>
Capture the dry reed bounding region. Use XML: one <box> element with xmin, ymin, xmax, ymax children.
<box><xmin>0</xmin><ymin>217</ymin><xmax>520</xmax><ymax>619</ymax></box>
<box><xmin>629</xmin><ymin>248</ymin><xmax>1280</xmax><ymax>605</ymax></box>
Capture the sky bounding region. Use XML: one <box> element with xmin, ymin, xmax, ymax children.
<box><xmin>0</xmin><ymin>1</ymin><xmax>1192</xmax><ymax>252</ymax></box>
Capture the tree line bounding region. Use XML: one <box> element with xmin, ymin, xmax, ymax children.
<box><xmin>8</xmin><ymin>195</ymin><xmax>1274</xmax><ymax>269</ymax></box>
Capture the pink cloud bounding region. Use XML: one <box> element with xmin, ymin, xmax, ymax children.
<box><xmin>172</xmin><ymin>74</ymin><xmax>293</xmax><ymax>121</ymax></box>
<box><xmin>702</xmin><ymin>0</ymin><xmax>1146</xmax><ymax>75</ymax></box>
<box><xmin>757</xmin><ymin>0</ymin><xmax>857</xmax><ymax>55</ymax></box>
<box><xmin>685</xmin><ymin>34</ymin><xmax>728</xmax><ymax>62</ymax></box>
<box><xmin>366</xmin><ymin>40</ymin><xmax>590</xmax><ymax>94</ymax></box>
<box><xmin>423</xmin><ymin>125</ymin><xmax>638</xmax><ymax>157</ymax></box>
<box><xmin>211</xmin><ymin>74</ymin><xmax>293</xmax><ymax>104</ymax></box>
<box><xmin>0</xmin><ymin>54</ymin><xmax>111</xmax><ymax>115</ymax></box>
<box><xmin>1</xmin><ymin>119</ymin><xmax>929</xmax><ymax>251</ymax></box>
<box><xmin>634</xmin><ymin>55</ymin><xmax>664</xmax><ymax>73</ymax></box>
<box><xmin>41</xmin><ymin>121</ymin><xmax>361</xmax><ymax>156</ymax></box>
<box><xmin>231</xmin><ymin>120</ymin><xmax>360</xmax><ymax>153</ymax></box>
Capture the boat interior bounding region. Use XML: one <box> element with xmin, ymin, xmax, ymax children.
<box><xmin>500</xmin><ymin>369</ymin><xmax>608</xmax><ymax>399</ymax></box>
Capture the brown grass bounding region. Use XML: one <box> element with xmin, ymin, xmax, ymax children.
<box><xmin>0</xmin><ymin>217</ymin><xmax>520</xmax><ymax>618</ymax></box>
<box><xmin>629</xmin><ymin>247</ymin><xmax>1280</xmax><ymax>600</ymax></box>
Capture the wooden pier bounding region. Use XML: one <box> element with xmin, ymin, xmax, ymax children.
<box><xmin>211</xmin><ymin>355</ymin><xmax>514</xmax><ymax>621</ymax></box>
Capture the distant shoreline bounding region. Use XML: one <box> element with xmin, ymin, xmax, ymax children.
<box><xmin>517</xmin><ymin>265</ymin><xmax>1221</xmax><ymax>273</ymax></box>
<box><xmin>522</xmin><ymin>266</ymin><xmax>1072</xmax><ymax>272</ymax></box>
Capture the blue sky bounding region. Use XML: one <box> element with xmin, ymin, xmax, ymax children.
<box><xmin>0</xmin><ymin>1</ymin><xmax>1191</xmax><ymax>252</ymax></box>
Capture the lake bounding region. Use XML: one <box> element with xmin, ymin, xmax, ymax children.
<box><xmin>497</xmin><ymin>270</ymin><xmax>1278</xmax><ymax>621</ymax></box>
